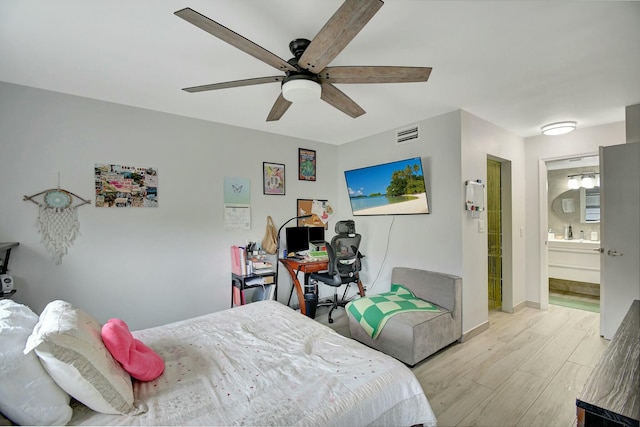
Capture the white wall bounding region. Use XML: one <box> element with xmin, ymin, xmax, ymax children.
<box><xmin>460</xmin><ymin>112</ymin><xmax>526</xmax><ymax>330</ymax></box>
<box><xmin>523</xmin><ymin>122</ymin><xmax>625</xmax><ymax>307</ymax></box>
<box><xmin>0</xmin><ymin>82</ymin><xmax>339</xmax><ymax>329</ymax></box>
<box><xmin>336</xmin><ymin>111</ymin><xmax>527</xmax><ymax>336</ymax></box>
<box><xmin>336</xmin><ymin>111</ymin><xmax>463</xmax><ymax>299</ymax></box>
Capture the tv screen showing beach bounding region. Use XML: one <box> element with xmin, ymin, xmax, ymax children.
<box><xmin>344</xmin><ymin>157</ymin><xmax>430</xmax><ymax>216</ymax></box>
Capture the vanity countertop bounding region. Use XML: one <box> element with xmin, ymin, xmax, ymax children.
<box><xmin>549</xmin><ymin>238</ymin><xmax>600</xmax><ymax>245</ymax></box>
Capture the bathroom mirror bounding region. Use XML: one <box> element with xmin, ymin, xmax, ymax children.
<box><xmin>580</xmin><ymin>187</ymin><xmax>600</xmax><ymax>223</ymax></box>
<box><xmin>551</xmin><ymin>188</ymin><xmax>600</xmax><ymax>225</ymax></box>
<box><xmin>551</xmin><ymin>189</ymin><xmax>579</xmax><ymax>219</ymax></box>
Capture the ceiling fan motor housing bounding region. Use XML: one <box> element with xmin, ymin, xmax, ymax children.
<box><xmin>284</xmin><ymin>39</ymin><xmax>320</xmax><ymax>87</ymax></box>
<box><xmin>289</xmin><ymin>38</ymin><xmax>311</xmax><ymax>58</ymax></box>
<box><xmin>282</xmin><ymin>39</ymin><xmax>321</xmax><ymax>103</ymax></box>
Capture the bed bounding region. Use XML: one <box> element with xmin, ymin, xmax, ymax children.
<box><xmin>1</xmin><ymin>299</ymin><xmax>437</xmax><ymax>426</ymax></box>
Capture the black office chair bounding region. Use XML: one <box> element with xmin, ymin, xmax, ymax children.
<box><xmin>310</xmin><ymin>220</ymin><xmax>363</xmax><ymax>324</ymax></box>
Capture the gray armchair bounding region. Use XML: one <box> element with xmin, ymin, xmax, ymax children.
<box><xmin>347</xmin><ymin>267</ymin><xmax>462</xmax><ymax>366</ymax></box>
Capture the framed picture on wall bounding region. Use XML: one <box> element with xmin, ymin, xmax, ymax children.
<box><xmin>298</xmin><ymin>148</ymin><xmax>316</xmax><ymax>181</ymax></box>
<box><xmin>263</xmin><ymin>162</ymin><xmax>285</xmax><ymax>195</ymax></box>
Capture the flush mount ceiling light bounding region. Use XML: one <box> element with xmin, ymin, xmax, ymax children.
<box><xmin>541</xmin><ymin>121</ymin><xmax>577</xmax><ymax>136</ymax></box>
<box><xmin>281</xmin><ymin>77</ymin><xmax>321</xmax><ymax>103</ymax></box>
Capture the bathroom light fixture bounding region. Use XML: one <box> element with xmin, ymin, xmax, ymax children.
<box><xmin>567</xmin><ymin>172</ymin><xmax>599</xmax><ymax>189</ymax></box>
<box><xmin>541</xmin><ymin>121</ymin><xmax>577</xmax><ymax>136</ymax></box>
<box><xmin>281</xmin><ymin>77</ymin><xmax>321</xmax><ymax>103</ymax></box>
<box><xmin>581</xmin><ymin>174</ymin><xmax>595</xmax><ymax>189</ymax></box>
<box><xmin>567</xmin><ymin>175</ymin><xmax>580</xmax><ymax>189</ymax></box>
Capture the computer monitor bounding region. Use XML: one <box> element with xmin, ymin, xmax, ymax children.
<box><xmin>285</xmin><ymin>227</ymin><xmax>310</xmax><ymax>254</ymax></box>
<box><xmin>308</xmin><ymin>226</ymin><xmax>325</xmax><ymax>244</ymax></box>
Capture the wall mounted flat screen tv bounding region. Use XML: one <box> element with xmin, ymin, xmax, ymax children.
<box><xmin>344</xmin><ymin>157</ymin><xmax>430</xmax><ymax>216</ymax></box>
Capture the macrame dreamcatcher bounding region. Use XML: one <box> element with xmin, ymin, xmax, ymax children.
<box><xmin>24</xmin><ymin>185</ymin><xmax>90</xmax><ymax>265</ymax></box>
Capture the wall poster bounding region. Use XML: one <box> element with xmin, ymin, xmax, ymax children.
<box><xmin>263</xmin><ymin>162</ymin><xmax>285</xmax><ymax>195</ymax></box>
<box><xmin>223</xmin><ymin>176</ymin><xmax>251</xmax><ymax>231</ymax></box>
<box><xmin>298</xmin><ymin>148</ymin><xmax>316</xmax><ymax>181</ymax></box>
<box><xmin>95</xmin><ymin>164</ymin><xmax>158</xmax><ymax>208</ymax></box>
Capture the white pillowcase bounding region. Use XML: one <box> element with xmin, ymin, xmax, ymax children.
<box><xmin>24</xmin><ymin>300</ymin><xmax>147</xmax><ymax>415</ymax></box>
<box><xmin>0</xmin><ymin>300</ymin><xmax>72</xmax><ymax>425</ymax></box>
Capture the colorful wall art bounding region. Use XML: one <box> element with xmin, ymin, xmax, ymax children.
<box><xmin>95</xmin><ymin>164</ymin><xmax>158</xmax><ymax>208</ymax></box>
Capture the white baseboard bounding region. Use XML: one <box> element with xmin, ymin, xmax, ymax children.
<box><xmin>461</xmin><ymin>320</ymin><xmax>489</xmax><ymax>342</ymax></box>
<box><xmin>513</xmin><ymin>301</ymin><xmax>527</xmax><ymax>312</ymax></box>
<box><xmin>525</xmin><ymin>300</ymin><xmax>541</xmax><ymax>309</ymax></box>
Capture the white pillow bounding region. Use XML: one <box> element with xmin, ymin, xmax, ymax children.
<box><xmin>24</xmin><ymin>300</ymin><xmax>147</xmax><ymax>415</ymax></box>
<box><xmin>0</xmin><ymin>300</ymin><xmax>72</xmax><ymax>425</ymax></box>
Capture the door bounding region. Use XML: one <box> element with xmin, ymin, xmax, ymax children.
<box><xmin>599</xmin><ymin>142</ymin><xmax>640</xmax><ymax>339</ymax></box>
<box><xmin>487</xmin><ymin>159</ymin><xmax>502</xmax><ymax>311</ymax></box>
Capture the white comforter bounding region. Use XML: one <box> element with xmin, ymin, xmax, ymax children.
<box><xmin>69</xmin><ymin>300</ymin><xmax>436</xmax><ymax>426</ymax></box>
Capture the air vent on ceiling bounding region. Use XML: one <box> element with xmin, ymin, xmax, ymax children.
<box><xmin>396</xmin><ymin>124</ymin><xmax>420</xmax><ymax>144</ymax></box>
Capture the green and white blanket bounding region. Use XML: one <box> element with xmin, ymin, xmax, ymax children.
<box><xmin>346</xmin><ymin>284</ymin><xmax>439</xmax><ymax>339</ymax></box>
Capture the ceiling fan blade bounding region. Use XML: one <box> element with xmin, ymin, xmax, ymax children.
<box><xmin>320</xmin><ymin>66</ymin><xmax>432</xmax><ymax>84</ymax></box>
<box><xmin>299</xmin><ymin>0</ymin><xmax>383</xmax><ymax>73</ymax></box>
<box><xmin>183</xmin><ymin>76</ymin><xmax>284</xmax><ymax>93</ymax></box>
<box><xmin>175</xmin><ymin>8</ymin><xmax>296</xmax><ymax>72</ymax></box>
<box><xmin>320</xmin><ymin>83</ymin><xmax>366</xmax><ymax>118</ymax></box>
<box><xmin>266</xmin><ymin>94</ymin><xmax>292</xmax><ymax>121</ymax></box>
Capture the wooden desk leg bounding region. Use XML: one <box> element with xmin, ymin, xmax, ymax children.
<box><xmin>280</xmin><ymin>262</ymin><xmax>307</xmax><ymax>316</ymax></box>
<box><xmin>357</xmin><ymin>279</ymin><xmax>366</xmax><ymax>297</ymax></box>
<box><xmin>576</xmin><ymin>407</ymin><xmax>585</xmax><ymax>427</ymax></box>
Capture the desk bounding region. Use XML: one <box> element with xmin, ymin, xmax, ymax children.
<box><xmin>231</xmin><ymin>272</ymin><xmax>276</xmax><ymax>308</ymax></box>
<box><xmin>576</xmin><ymin>300</ymin><xmax>639</xmax><ymax>427</ymax></box>
<box><xmin>279</xmin><ymin>258</ymin><xmax>366</xmax><ymax>316</ymax></box>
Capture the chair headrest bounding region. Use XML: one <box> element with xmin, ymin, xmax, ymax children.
<box><xmin>335</xmin><ymin>220</ymin><xmax>356</xmax><ymax>235</ymax></box>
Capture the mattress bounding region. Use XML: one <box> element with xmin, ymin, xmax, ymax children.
<box><xmin>69</xmin><ymin>300</ymin><xmax>436</xmax><ymax>426</ymax></box>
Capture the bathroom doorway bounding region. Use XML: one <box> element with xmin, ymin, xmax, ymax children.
<box><xmin>545</xmin><ymin>156</ymin><xmax>601</xmax><ymax>312</ymax></box>
<box><xmin>487</xmin><ymin>159</ymin><xmax>502</xmax><ymax>311</ymax></box>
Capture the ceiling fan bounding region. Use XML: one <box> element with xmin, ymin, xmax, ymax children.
<box><xmin>174</xmin><ymin>0</ymin><xmax>432</xmax><ymax>121</ymax></box>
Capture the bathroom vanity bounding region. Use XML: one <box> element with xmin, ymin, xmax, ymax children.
<box><xmin>548</xmin><ymin>238</ymin><xmax>600</xmax><ymax>285</ymax></box>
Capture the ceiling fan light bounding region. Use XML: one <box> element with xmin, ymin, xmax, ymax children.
<box><xmin>282</xmin><ymin>79</ymin><xmax>321</xmax><ymax>103</ymax></box>
<box><xmin>541</xmin><ymin>121</ymin><xmax>577</xmax><ymax>136</ymax></box>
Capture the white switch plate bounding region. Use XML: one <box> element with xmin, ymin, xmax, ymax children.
<box><xmin>478</xmin><ymin>220</ymin><xmax>485</xmax><ymax>233</ymax></box>
<box><xmin>520</xmin><ymin>226</ymin><xmax>525</xmax><ymax>237</ymax></box>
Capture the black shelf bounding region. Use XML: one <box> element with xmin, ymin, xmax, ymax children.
<box><xmin>0</xmin><ymin>242</ymin><xmax>19</xmax><ymax>275</ymax></box>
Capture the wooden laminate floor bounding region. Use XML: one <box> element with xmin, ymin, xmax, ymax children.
<box><xmin>317</xmin><ymin>302</ymin><xmax>609</xmax><ymax>427</ymax></box>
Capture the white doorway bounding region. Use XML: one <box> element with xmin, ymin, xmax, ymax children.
<box><xmin>540</xmin><ymin>154</ymin><xmax>601</xmax><ymax>313</ymax></box>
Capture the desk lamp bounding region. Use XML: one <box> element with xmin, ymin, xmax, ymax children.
<box><xmin>275</xmin><ymin>214</ymin><xmax>312</xmax><ymax>301</ymax></box>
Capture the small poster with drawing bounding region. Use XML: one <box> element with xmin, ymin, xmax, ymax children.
<box><xmin>263</xmin><ymin>162</ymin><xmax>285</xmax><ymax>195</ymax></box>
